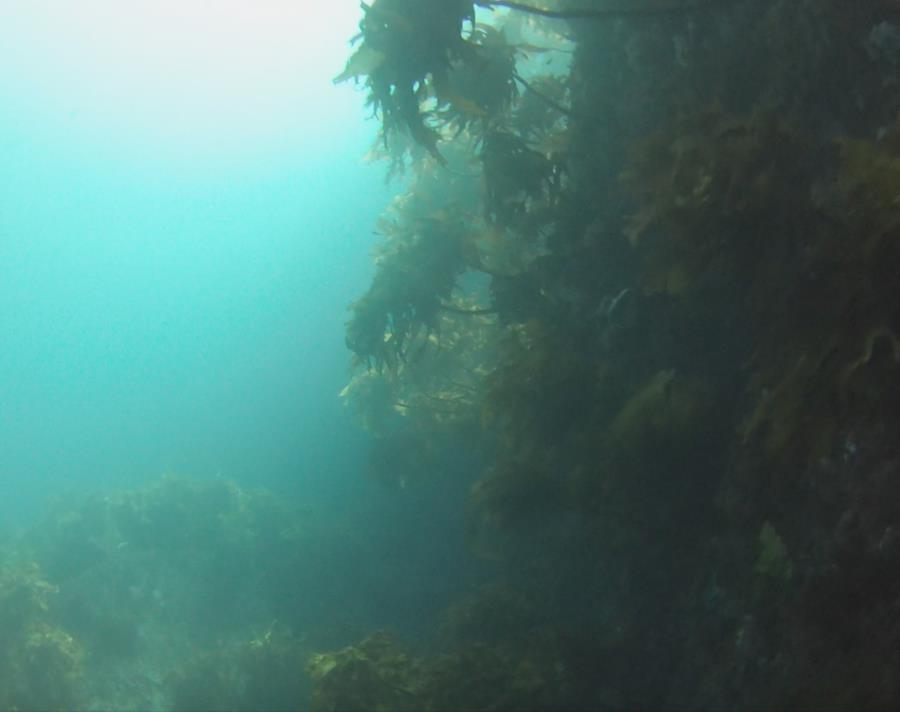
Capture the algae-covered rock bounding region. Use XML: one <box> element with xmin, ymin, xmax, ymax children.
<box><xmin>0</xmin><ymin>561</ymin><xmax>84</xmax><ymax>711</ymax></box>
<box><xmin>168</xmin><ymin>624</ymin><xmax>308</xmax><ymax>712</ymax></box>
<box><xmin>307</xmin><ymin>626</ymin><xmax>574</xmax><ymax>712</ymax></box>
<box><xmin>307</xmin><ymin>631</ymin><xmax>419</xmax><ymax>712</ymax></box>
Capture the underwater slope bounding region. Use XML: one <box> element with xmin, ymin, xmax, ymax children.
<box><xmin>3</xmin><ymin>1</ymin><xmax>900</xmax><ymax>709</ymax></box>
<box><xmin>325</xmin><ymin>1</ymin><xmax>900</xmax><ymax>710</ymax></box>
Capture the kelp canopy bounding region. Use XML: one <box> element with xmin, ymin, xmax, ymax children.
<box><xmin>331</xmin><ymin>0</ymin><xmax>900</xmax><ymax>710</ymax></box>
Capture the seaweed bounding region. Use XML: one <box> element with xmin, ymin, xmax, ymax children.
<box><xmin>755</xmin><ymin>521</ymin><xmax>793</xmax><ymax>581</ymax></box>
<box><xmin>307</xmin><ymin>631</ymin><xmax>418</xmax><ymax>712</ymax></box>
<box><xmin>335</xmin><ymin>0</ymin><xmax>477</xmax><ymax>158</ymax></box>
<box><xmin>337</xmin><ymin>0</ymin><xmax>900</xmax><ymax>708</ymax></box>
<box><xmin>307</xmin><ymin>626</ymin><xmax>575</xmax><ymax>712</ymax></box>
<box><xmin>0</xmin><ymin>561</ymin><xmax>83</xmax><ymax>711</ymax></box>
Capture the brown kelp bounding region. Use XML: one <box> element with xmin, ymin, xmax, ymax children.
<box><xmin>334</xmin><ymin>0</ymin><xmax>900</xmax><ymax>708</ymax></box>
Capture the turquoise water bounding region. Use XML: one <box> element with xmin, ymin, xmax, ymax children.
<box><xmin>0</xmin><ymin>1</ymin><xmax>385</xmax><ymax>523</ymax></box>
<box><xmin>10</xmin><ymin>3</ymin><xmax>897</xmax><ymax>710</ymax></box>
<box><xmin>0</xmin><ymin>5</ymin><xmax>484</xmax><ymax>708</ymax></box>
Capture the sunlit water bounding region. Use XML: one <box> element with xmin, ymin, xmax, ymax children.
<box><xmin>0</xmin><ymin>1</ymin><xmax>388</xmax><ymax>524</ymax></box>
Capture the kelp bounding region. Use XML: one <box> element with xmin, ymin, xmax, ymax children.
<box><xmin>345</xmin><ymin>134</ymin><xmax>491</xmax><ymax>371</ymax></box>
<box><xmin>481</xmin><ymin>128</ymin><xmax>566</xmax><ymax>231</ymax></box>
<box><xmin>736</xmin><ymin>116</ymin><xmax>900</xmax><ymax>476</ymax></box>
<box><xmin>481</xmin><ymin>0</ymin><xmax>748</xmax><ymax>20</ymax></box>
<box><xmin>337</xmin><ymin>0</ymin><xmax>584</xmax><ymax>159</ymax></box>
<box><xmin>621</xmin><ymin>107</ymin><xmax>815</xmax><ymax>296</ymax></box>
<box><xmin>434</xmin><ymin>25</ymin><xmax>520</xmax><ymax>133</ymax></box>
<box><xmin>345</xmin><ymin>212</ymin><xmax>467</xmax><ymax>369</ymax></box>
<box><xmin>471</xmin><ymin>457</ymin><xmax>570</xmax><ymax>531</ymax></box>
<box><xmin>336</xmin><ymin>0</ymin><xmax>477</xmax><ymax>157</ymax></box>
<box><xmin>607</xmin><ymin>368</ymin><xmax>714</xmax><ymax>461</ymax></box>
<box><xmin>338</xmin><ymin>0</ymin><xmax>900</xmax><ymax>708</ymax></box>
